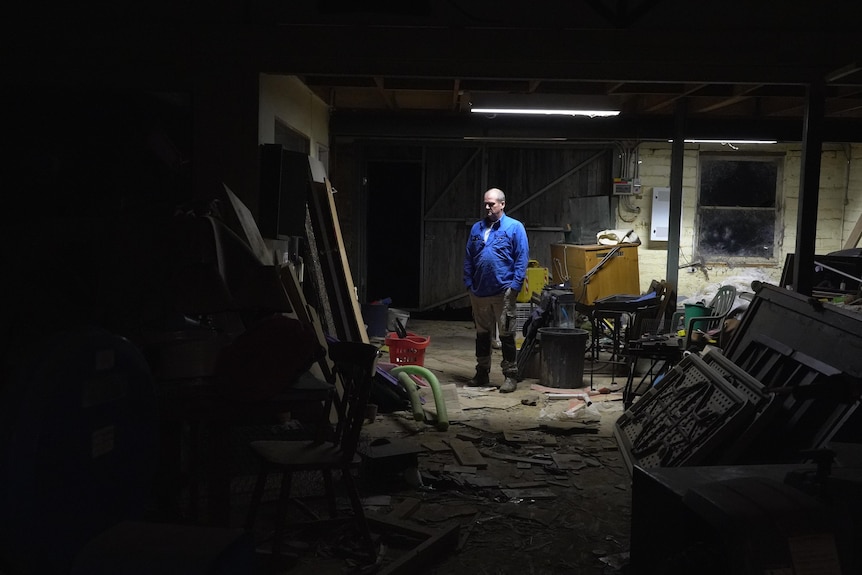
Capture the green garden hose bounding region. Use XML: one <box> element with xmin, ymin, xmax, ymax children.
<box><xmin>390</xmin><ymin>365</ymin><xmax>449</xmax><ymax>431</ymax></box>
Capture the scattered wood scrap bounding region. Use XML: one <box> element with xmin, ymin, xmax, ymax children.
<box><xmin>420</xmin><ymin>439</ymin><xmax>450</xmax><ymax>452</ymax></box>
<box><xmin>443</xmin><ymin>464</ymin><xmax>477</xmax><ymax>474</ymax></box>
<box><xmin>529</xmin><ymin>382</ymin><xmax>624</xmax><ymax>402</ymax></box>
<box><xmin>386</xmin><ymin>497</ymin><xmax>421</xmax><ymax>520</ymax></box>
<box><xmin>539</xmin><ymin>421</ymin><xmax>599</xmax><ymax>434</ymax></box>
<box><xmin>503</xmin><ymin>430</ymin><xmax>557</xmax><ymax>445</ymax></box>
<box><xmin>506</xmin><ymin>480</ymin><xmax>546</xmax><ymax>489</ymax></box>
<box><xmin>498</xmin><ymin>502</ymin><xmax>560</xmax><ymax>526</ymax></box>
<box><xmin>366</xmin><ymin>516</ymin><xmax>459</xmax><ymax>575</ymax></box>
<box><xmin>501</xmin><ymin>488</ymin><xmax>557</xmax><ymax>500</ymax></box>
<box><xmin>478</xmin><ymin>449</ymin><xmax>549</xmax><ymax>466</ymax></box>
<box><xmin>464</xmin><ymin>475</ymin><xmax>500</xmax><ymax>488</ymax></box>
<box><xmin>551</xmin><ymin>452</ymin><xmax>587</xmax><ymax>470</ymax></box>
<box><xmin>446</xmin><ymin>438</ymin><xmax>487</xmax><ymax>468</ymax></box>
<box><xmin>456</xmin><ymin>431</ymin><xmax>482</xmax><ymax>442</ymax></box>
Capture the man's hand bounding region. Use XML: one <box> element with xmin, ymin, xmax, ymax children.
<box><xmin>504</xmin><ymin>288</ymin><xmax>515</xmax><ymax>305</ymax></box>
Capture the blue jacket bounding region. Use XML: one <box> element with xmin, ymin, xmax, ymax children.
<box><xmin>464</xmin><ymin>213</ymin><xmax>529</xmax><ymax>297</ymax></box>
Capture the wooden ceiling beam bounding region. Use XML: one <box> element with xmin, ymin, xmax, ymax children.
<box><xmin>691</xmin><ymin>84</ymin><xmax>765</xmax><ymax>113</ymax></box>
<box><xmin>373</xmin><ymin>76</ymin><xmax>398</xmax><ymax>110</ymax></box>
<box><xmin>642</xmin><ymin>84</ymin><xmax>709</xmax><ymax>112</ymax></box>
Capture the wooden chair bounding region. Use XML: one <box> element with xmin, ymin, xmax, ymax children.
<box><xmin>629</xmin><ymin>279</ymin><xmax>671</xmax><ymax>338</ymax></box>
<box><xmin>244</xmin><ymin>340</ymin><xmax>381</xmax><ymax>566</ymax></box>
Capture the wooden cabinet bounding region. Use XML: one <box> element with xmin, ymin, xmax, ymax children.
<box><xmin>549</xmin><ymin>243</ymin><xmax>641</xmax><ymax>304</ymax></box>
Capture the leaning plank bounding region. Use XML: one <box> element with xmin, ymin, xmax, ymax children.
<box><xmin>322</xmin><ymin>177</ymin><xmax>368</xmax><ymax>343</ymax></box>
<box><xmin>307</xmin><ymin>176</ymin><xmax>368</xmax><ymax>343</ymax></box>
<box><xmin>303</xmin><ymin>207</ymin><xmax>337</xmax><ymax>337</ymax></box>
<box><xmin>279</xmin><ymin>261</ymin><xmax>333</xmax><ymax>382</ymax></box>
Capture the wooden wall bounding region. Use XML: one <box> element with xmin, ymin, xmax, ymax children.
<box><xmin>332</xmin><ymin>142</ymin><xmax>614</xmax><ymax>312</ymax></box>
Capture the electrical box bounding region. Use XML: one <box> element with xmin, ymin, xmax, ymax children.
<box><xmin>651</xmin><ymin>186</ymin><xmax>671</xmax><ymax>241</ymax></box>
<box><xmin>613</xmin><ymin>178</ymin><xmax>634</xmax><ymax>196</ymax></box>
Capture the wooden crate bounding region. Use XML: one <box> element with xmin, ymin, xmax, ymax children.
<box><xmin>549</xmin><ymin>243</ymin><xmax>640</xmax><ymax>304</ymax></box>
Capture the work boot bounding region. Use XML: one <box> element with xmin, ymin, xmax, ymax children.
<box><xmin>467</xmin><ymin>369</ymin><xmax>490</xmax><ymax>387</ymax></box>
<box><xmin>499</xmin><ymin>376</ymin><xmax>518</xmax><ymax>393</ymax></box>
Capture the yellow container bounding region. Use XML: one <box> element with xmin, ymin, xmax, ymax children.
<box><xmin>518</xmin><ymin>261</ymin><xmax>549</xmax><ymax>302</ymax></box>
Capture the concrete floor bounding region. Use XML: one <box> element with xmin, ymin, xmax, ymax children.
<box><xmin>378</xmin><ymin>317</ymin><xmax>632</xmax><ymax>435</ymax></box>
<box><xmin>241</xmin><ymin>317</ymin><xmax>638</xmax><ymax>574</ymax></box>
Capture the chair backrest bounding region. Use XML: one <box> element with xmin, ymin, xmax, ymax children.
<box><xmin>709</xmin><ymin>285</ymin><xmax>738</xmax><ymax>322</ymax></box>
<box><xmin>327</xmin><ymin>341</ymin><xmax>380</xmax><ymax>461</ymax></box>
<box><xmin>683</xmin><ymin>285</ymin><xmax>739</xmax><ymax>350</ymax></box>
<box><xmin>630</xmin><ymin>279</ymin><xmax>670</xmax><ymax>338</ymax></box>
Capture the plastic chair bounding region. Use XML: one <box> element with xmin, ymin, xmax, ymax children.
<box><xmin>684</xmin><ymin>285</ymin><xmax>738</xmax><ymax>350</ymax></box>
<box><xmin>244</xmin><ymin>340</ymin><xmax>381</xmax><ymax>566</ymax></box>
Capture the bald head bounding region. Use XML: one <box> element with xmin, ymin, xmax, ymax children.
<box><xmin>486</xmin><ymin>188</ymin><xmax>505</xmax><ymax>202</ymax></box>
<box><xmin>483</xmin><ymin>188</ymin><xmax>506</xmax><ymax>222</ymax></box>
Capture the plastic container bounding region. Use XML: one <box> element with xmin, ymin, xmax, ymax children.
<box><xmin>538</xmin><ymin>327</ymin><xmax>589</xmax><ymax>388</ymax></box>
<box><xmin>683</xmin><ymin>302</ymin><xmax>711</xmax><ymax>330</ymax></box>
<box><xmin>361</xmin><ymin>303</ymin><xmax>389</xmax><ymax>338</ymax></box>
<box><xmin>518</xmin><ymin>261</ymin><xmax>549</xmax><ymax>302</ymax></box>
<box><xmin>384</xmin><ymin>332</ymin><xmax>430</xmax><ymax>366</ymax></box>
<box><xmin>555</xmin><ymin>302</ymin><xmax>576</xmax><ymax>329</ymax></box>
<box><xmin>387</xmin><ymin>308</ymin><xmax>410</xmax><ymax>332</ymax></box>
<box><xmin>515</xmin><ymin>303</ymin><xmax>532</xmax><ymax>336</ymax></box>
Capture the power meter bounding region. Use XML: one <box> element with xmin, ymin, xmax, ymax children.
<box><xmin>613</xmin><ymin>178</ymin><xmax>634</xmax><ymax>195</ymax></box>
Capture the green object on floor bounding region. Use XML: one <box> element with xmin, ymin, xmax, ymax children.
<box><xmin>391</xmin><ymin>365</ymin><xmax>449</xmax><ymax>431</ymax></box>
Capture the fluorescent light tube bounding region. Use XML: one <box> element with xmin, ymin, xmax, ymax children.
<box><xmin>669</xmin><ymin>139</ymin><xmax>777</xmax><ymax>144</ymax></box>
<box><xmin>471</xmin><ymin>107</ymin><xmax>620</xmax><ymax>117</ymax></box>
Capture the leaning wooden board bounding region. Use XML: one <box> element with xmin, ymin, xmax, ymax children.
<box><xmin>279</xmin><ymin>261</ymin><xmax>333</xmax><ymax>382</ymax></box>
<box><xmin>307</xmin><ymin>174</ymin><xmax>368</xmax><ymax>344</ymax></box>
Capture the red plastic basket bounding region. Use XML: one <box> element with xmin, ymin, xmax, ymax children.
<box><xmin>384</xmin><ymin>332</ymin><xmax>430</xmax><ymax>366</ymax></box>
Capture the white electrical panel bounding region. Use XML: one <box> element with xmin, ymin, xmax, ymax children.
<box><xmin>651</xmin><ymin>186</ymin><xmax>671</xmax><ymax>241</ymax></box>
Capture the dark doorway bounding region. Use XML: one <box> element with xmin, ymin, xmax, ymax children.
<box><xmin>366</xmin><ymin>161</ymin><xmax>422</xmax><ymax>309</ymax></box>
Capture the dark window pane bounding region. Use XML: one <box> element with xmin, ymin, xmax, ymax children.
<box><xmin>700</xmin><ymin>159</ymin><xmax>777</xmax><ymax>207</ymax></box>
<box><xmin>698</xmin><ymin>209</ymin><xmax>775</xmax><ymax>259</ymax></box>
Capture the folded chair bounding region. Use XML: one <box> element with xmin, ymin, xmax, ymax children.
<box><xmin>244</xmin><ymin>340</ymin><xmax>381</xmax><ymax>566</ymax></box>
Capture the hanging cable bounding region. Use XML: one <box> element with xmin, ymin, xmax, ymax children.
<box><xmin>617</xmin><ymin>198</ymin><xmax>638</xmax><ymax>223</ymax></box>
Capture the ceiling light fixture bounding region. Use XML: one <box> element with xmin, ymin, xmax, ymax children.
<box><xmin>470</xmin><ymin>93</ymin><xmax>620</xmax><ymax>118</ymax></box>
<box><xmin>669</xmin><ymin>139</ymin><xmax>778</xmax><ymax>144</ymax></box>
<box><xmin>471</xmin><ymin>107</ymin><xmax>620</xmax><ymax>117</ymax></box>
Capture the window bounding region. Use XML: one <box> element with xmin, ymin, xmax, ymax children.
<box><xmin>696</xmin><ymin>155</ymin><xmax>782</xmax><ymax>262</ymax></box>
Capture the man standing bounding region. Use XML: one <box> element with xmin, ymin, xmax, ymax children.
<box><xmin>463</xmin><ymin>188</ymin><xmax>529</xmax><ymax>393</ymax></box>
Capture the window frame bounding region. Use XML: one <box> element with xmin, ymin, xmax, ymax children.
<box><xmin>694</xmin><ymin>153</ymin><xmax>784</xmax><ymax>265</ymax></box>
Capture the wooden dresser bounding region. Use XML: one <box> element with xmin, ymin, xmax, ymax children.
<box><xmin>549</xmin><ymin>243</ymin><xmax>641</xmax><ymax>304</ymax></box>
